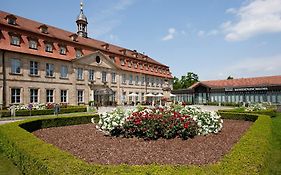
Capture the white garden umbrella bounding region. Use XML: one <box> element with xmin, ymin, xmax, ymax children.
<box><xmin>156</xmin><ymin>93</ymin><xmax>164</xmax><ymax>107</ymax></box>
<box><xmin>145</xmin><ymin>93</ymin><xmax>155</xmax><ymax>106</ymax></box>
<box><xmin>128</xmin><ymin>92</ymin><xmax>138</xmax><ymax>105</ymax></box>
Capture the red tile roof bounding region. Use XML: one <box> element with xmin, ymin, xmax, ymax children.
<box><xmin>189</xmin><ymin>75</ymin><xmax>281</xmax><ymax>89</ymax></box>
<box><xmin>0</xmin><ymin>10</ymin><xmax>172</xmax><ymax>78</ymax></box>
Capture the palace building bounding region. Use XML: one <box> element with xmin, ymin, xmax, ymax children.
<box><xmin>172</xmin><ymin>75</ymin><xmax>281</xmax><ymax>104</ymax></box>
<box><xmin>0</xmin><ymin>3</ymin><xmax>173</xmax><ymax>107</ymax></box>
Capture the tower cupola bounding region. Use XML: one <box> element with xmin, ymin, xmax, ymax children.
<box><xmin>76</xmin><ymin>2</ymin><xmax>88</xmax><ymax>38</ymax></box>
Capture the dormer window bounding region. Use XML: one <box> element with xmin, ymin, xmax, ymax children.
<box><xmin>5</xmin><ymin>14</ymin><xmax>17</xmax><ymax>25</ymax></box>
<box><xmin>28</xmin><ymin>38</ymin><xmax>38</xmax><ymax>50</ymax></box>
<box><xmin>134</xmin><ymin>62</ymin><xmax>137</xmax><ymax>69</ymax></box>
<box><xmin>10</xmin><ymin>35</ymin><xmax>20</xmax><ymax>46</ymax></box>
<box><xmin>102</xmin><ymin>43</ymin><xmax>109</xmax><ymax>50</ymax></box>
<box><xmin>120</xmin><ymin>49</ymin><xmax>127</xmax><ymax>55</ymax></box>
<box><xmin>59</xmin><ymin>45</ymin><xmax>67</xmax><ymax>55</ymax></box>
<box><xmin>128</xmin><ymin>61</ymin><xmax>132</xmax><ymax>67</ymax></box>
<box><xmin>69</xmin><ymin>34</ymin><xmax>78</xmax><ymax>42</ymax></box>
<box><xmin>44</xmin><ymin>42</ymin><xmax>53</xmax><ymax>52</ymax></box>
<box><xmin>132</xmin><ymin>52</ymin><xmax>138</xmax><ymax>58</ymax></box>
<box><xmin>145</xmin><ymin>64</ymin><xmax>148</xmax><ymax>71</ymax></box>
<box><xmin>39</xmin><ymin>25</ymin><xmax>48</xmax><ymax>34</ymax></box>
<box><xmin>140</xmin><ymin>63</ymin><xmax>143</xmax><ymax>70</ymax></box>
<box><xmin>120</xmin><ymin>58</ymin><xmax>125</xmax><ymax>66</ymax></box>
<box><xmin>75</xmin><ymin>49</ymin><xmax>83</xmax><ymax>58</ymax></box>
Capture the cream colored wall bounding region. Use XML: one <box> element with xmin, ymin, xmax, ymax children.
<box><xmin>3</xmin><ymin>51</ymin><xmax>171</xmax><ymax>106</ymax></box>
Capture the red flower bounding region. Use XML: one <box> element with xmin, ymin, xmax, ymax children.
<box><xmin>184</xmin><ymin>122</ymin><xmax>189</xmax><ymax>129</ymax></box>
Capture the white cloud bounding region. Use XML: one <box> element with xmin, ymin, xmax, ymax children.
<box><xmin>197</xmin><ymin>29</ymin><xmax>218</xmax><ymax>37</ymax></box>
<box><xmin>197</xmin><ymin>30</ymin><xmax>205</xmax><ymax>37</ymax></box>
<box><xmin>223</xmin><ymin>54</ymin><xmax>281</xmax><ymax>77</ymax></box>
<box><xmin>162</xmin><ymin>28</ymin><xmax>176</xmax><ymax>41</ymax></box>
<box><xmin>222</xmin><ymin>0</ymin><xmax>281</xmax><ymax>41</ymax></box>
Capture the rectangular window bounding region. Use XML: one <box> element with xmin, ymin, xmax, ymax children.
<box><xmin>141</xmin><ymin>93</ymin><xmax>145</xmax><ymax>102</ymax></box>
<box><xmin>77</xmin><ymin>90</ymin><xmax>84</xmax><ymax>103</ymax></box>
<box><xmin>135</xmin><ymin>75</ymin><xmax>139</xmax><ymax>85</ymax></box>
<box><xmin>77</xmin><ymin>68</ymin><xmax>83</xmax><ymax>80</ymax></box>
<box><xmin>30</xmin><ymin>61</ymin><xmax>39</xmax><ymax>75</ymax></box>
<box><xmin>128</xmin><ymin>61</ymin><xmax>132</xmax><ymax>67</ymax></box>
<box><xmin>11</xmin><ymin>59</ymin><xmax>21</xmax><ymax>74</ymax></box>
<box><xmin>46</xmin><ymin>89</ymin><xmax>54</xmax><ymax>103</ymax></box>
<box><xmin>30</xmin><ymin>89</ymin><xmax>38</xmax><ymax>103</ymax></box>
<box><xmin>88</xmin><ymin>69</ymin><xmax>95</xmax><ymax>81</ymax></box>
<box><xmin>10</xmin><ymin>35</ymin><xmax>20</xmax><ymax>46</ymax></box>
<box><xmin>151</xmin><ymin>77</ymin><xmax>155</xmax><ymax>86</ymax></box>
<box><xmin>146</xmin><ymin>77</ymin><xmax>150</xmax><ymax>86</ymax></box>
<box><xmin>129</xmin><ymin>74</ymin><xmax>133</xmax><ymax>84</ymax></box>
<box><xmin>111</xmin><ymin>72</ymin><xmax>116</xmax><ymax>83</ymax></box>
<box><xmin>61</xmin><ymin>90</ymin><xmax>67</xmax><ymax>103</ymax></box>
<box><xmin>11</xmin><ymin>88</ymin><xmax>20</xmax><ymax>103</ymax></box>
<box><xmin>45</xmin><ymin>43</ymin><xmax>53</xmax><ymax>52</ymax></box>
<box><xmin>76</xmin><ymin>50</ymin><xmax>82</xmax><ymax>58</ymax></box>
<box><xmin>29</xmin><ymin>40</ymin><xmax>37</xmax><ymax>49</ymax></box>
<box><xmin>122</xmin><ymin>74</ymin><xmax>126</xmax><ymax>84</ymax></box>
<box><xmin>60</xmin><ymin>65</ymin><xmax>68</xmax><ymax>78</ymax></box>
<box><xmin>141</xmin><ymin>76</ymin><xmax>145</xmax><ymax>85</ymax></box>
<box><xmin>60</xmin><ymin>46</ymin><xmax>66</xmax><ymax>55</ymax></box>
<box><xmin>156</xmin><ymin>78</ymin><xmax>159</xmax><ymax>87</ymax></box>
<box><xmin>140</xmin><ymin>64</ymin><xmax>143</xmax><ymax>69</ymax></box>
<box><xmin>46</xmin><ymin>63</ymin><xmax>54</xmax><ymax>77</ymax></box>
<box><xmin>102</xmin><ymin>71</ymin><xmax>107</xmax><ymax>82</ymax></box>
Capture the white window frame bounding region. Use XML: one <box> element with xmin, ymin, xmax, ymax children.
<box><xmin>30</xmin><ymin>89</ymin><xmax>39</xmax><ymax>103</ymax></box>
<box><xmin>11</xmin><ymin>88</ymin><xmax>21</xmax><ymax>104</ymax></box>
<box><xmin>11</xmin><ymin>59</ymin><xmax>21</xmax><ymax>74</ymax></box>
<box><xmin>102</xmin><ymin>71</ymin><xmax>107</xmax><ymax>82</ymax></box>
<box><xmin>60</xmin><ymin>90</ymin><xmax>68</xmax><ymax>103</ymax></box>
<box><xmin>30</xmin><ymin>61</ymin><xmax>39</xmax><ymax>76</ymax></box>
<box><xmin>29</xmin><ymin>40</ymin><xmax>38</xmax><ymax>49</ymax></box>
<box><xmin>88</xmin><ymin>69</ymin><xmax>95</xmax><ymax>81</ymax></box>
<box><xmin>60</xmin><ymin>65</ymin><xmax>68</xmax><ymax>78</ymax></box>
<box><xmin>111</xmin><ymin>72</ymin><xmax>116</xmax><ymax>83</ymax></box>
<box><xmin>77</xmin><ymin>90</ymin><xmax>84</xmax><ymax>103</ymax></box>
<box><xmin>45</xmin><ymin>43</ymin><xmax>53</xmax><ymax>52</ymax></box>
<box><xmin>11</xmin><ymin>35</ymin><xmax>20</xmax><ymax>46</ymax></box>
<box><xmin>77</xmin><ymin>68</ymin><xmax>83</xmax><ymax>80</ymax></box>
<box><xmin>46</xmin><ymin>63</ymin><xmax>54</xmax><ymax>77</ymax></box>
<box><xmin>46</xmin><ymin>89</ymin><xmax>54</xmax><ymax>103</ymax></box>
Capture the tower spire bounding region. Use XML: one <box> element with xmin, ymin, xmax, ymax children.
<box><xmin>76</xmin><ymin>0</ymin><xmax>88</xmax><ymax>38</ymax></box>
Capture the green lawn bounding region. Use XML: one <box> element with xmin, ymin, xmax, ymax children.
<box><xmin>0</xmin><ymin>153</ymin><xmax>21</xmax><ymax>175</ymax></box>
<box><xmin>266</xmin><ymin>112</ymin><xmax>281</xmax><ymax>175</ymax></box>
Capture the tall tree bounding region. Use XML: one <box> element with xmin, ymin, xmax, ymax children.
<box><xmin>173</xmin><ymin>72</ymin><xmax>199</xmax><ymax>90</ymax></box>
<box><xmin>173</xmin><ymin>76</ymin><xmax>182</xmax><ymax>90</ymax></box>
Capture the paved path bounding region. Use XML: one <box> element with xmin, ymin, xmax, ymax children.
<box><xmin>193</xmin><ymin>105</ymin><xmax>233</xmax><ymax>112</ymax></box>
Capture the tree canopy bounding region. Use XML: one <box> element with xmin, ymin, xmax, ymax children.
<box><xmin>173</xmin><ymin>72</ymin><xmax>199</xmax><ymax>90</ymax></box>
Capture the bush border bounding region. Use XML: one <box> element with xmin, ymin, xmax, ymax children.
<box><xmin>0</xmin><ymin>112</ymin><xmax>272</xmax><ymax>174</ymax></box>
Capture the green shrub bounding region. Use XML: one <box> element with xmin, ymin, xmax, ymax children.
<box><xmin>0</xmin><ymin>112</ymin><xmax>272</xmax><ymax>174</ymax></box>
<box><xmin>219</xmin><ymin>108</ymin><xmax>277</xmax><ymax>118</ymax></box>
<box><xmin>0</xmin><ymin>106</ymin><xmax>87</xmax><ymax>118</ymax></box>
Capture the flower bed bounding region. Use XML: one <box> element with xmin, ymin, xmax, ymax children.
<box><xmin>94</xmin><ymin>105</ymin><xmax>223</xmax><ymax>140</ymax></box>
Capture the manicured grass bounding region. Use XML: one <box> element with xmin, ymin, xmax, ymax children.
<box><xmin>266</xmin><ymin>112</ymin><xmax>281</xmax><ymax>175</ymax></box>
<box><xmin>0</xmin><ymin>152</ymin><xmax>21</xmax><ymax>175</ymax></box>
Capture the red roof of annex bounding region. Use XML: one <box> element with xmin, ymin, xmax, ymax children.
<box><xmin>189</xmin><ymin>75</ymin><xmax>281</xmax><ymax>89</ymax></box>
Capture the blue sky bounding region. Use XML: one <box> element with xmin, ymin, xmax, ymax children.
<box><xmin>2</xmin><ymin>0</ymin><xmax>281</xmax><ymax>80</ymax></box>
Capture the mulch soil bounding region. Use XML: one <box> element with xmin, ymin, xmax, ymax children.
<box><xmin>33</xmin><ymin>120</ymin><xmax>252</xmax><ymax>165</ymax></box>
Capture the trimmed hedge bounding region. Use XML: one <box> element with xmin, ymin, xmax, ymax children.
<box><xmin>219</xmin><ymin>109</ymin><xmax>277</xmax><ymax>118</ymax></box>
<box><xmin>0</xmin><ymin>112</ymin><xmax>272</xmax><ymax>174</ymax></box>
<box><xmin>0</xmin><ymin>106</ymin><xmax>87</xmax><ymax>118</ymax></box>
